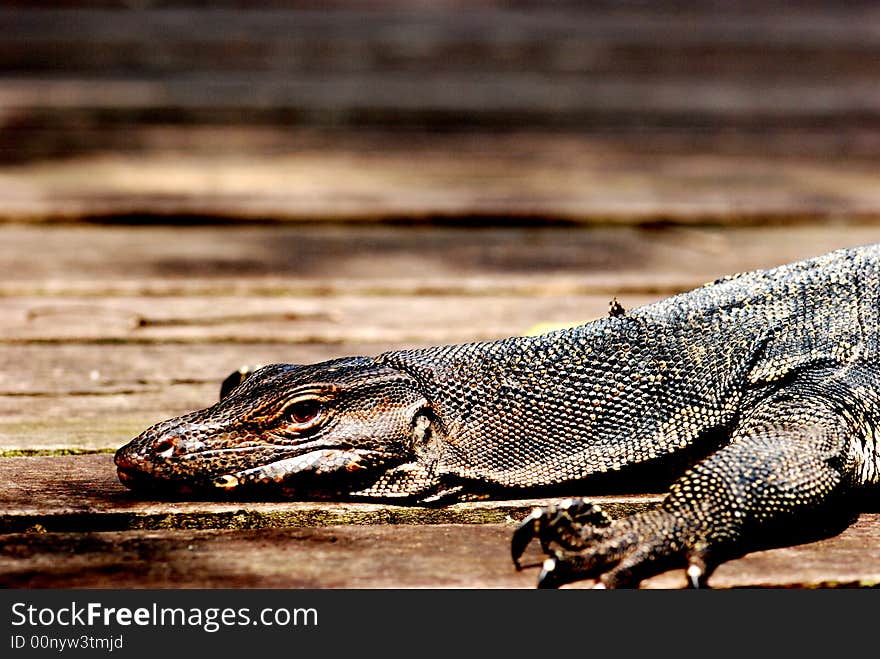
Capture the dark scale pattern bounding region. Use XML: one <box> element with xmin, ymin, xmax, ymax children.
<box><xmin>382</xmin><ymin>317</ymin><xmax>755</xmax><ymax>488</ymax></box>
<box><xmin>116</xmin><ymin>244</ymin><xmax>880</xmax><ymax>587</ymax></box>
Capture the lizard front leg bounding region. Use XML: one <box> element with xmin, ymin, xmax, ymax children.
<box><xmin>521</xmin><ymin>376</ymin><xmax>863</xmax><ymax>588</ymax></box>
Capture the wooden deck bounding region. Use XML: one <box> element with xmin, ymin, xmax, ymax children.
<box><xmin>1</xmin><ymin>1</ymin><xmax>879</xmax><ymax>588</ymax></box>
<box><xmin>2</xmin><ymin>223</ymin><xmax>880</xmax><ymax>588</ymax></box>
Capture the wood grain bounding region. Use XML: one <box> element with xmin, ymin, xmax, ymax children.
<box><xmin>3</xmin><ymin>133</ymin><xmax>880</xmax><ymax>221</ymax></box>
<box><xmin>1</xmin><ymin>455</ymin><xmax>876</xmax><ymax>588</ymax></box>
<box><xmin>5</xmin><ymin>224</ymin><xmax>880</xmax><ymax>288</ymax></box>
<box><xmin>3</xmin><ymin>521</ymin><xmax>878</xmax><ymax>589</ymax></box>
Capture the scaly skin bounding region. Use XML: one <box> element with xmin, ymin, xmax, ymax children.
<box><xmin>116</xmin><ymin>244</ymin><xmax>880</xmax><ymax>587</ymax></box>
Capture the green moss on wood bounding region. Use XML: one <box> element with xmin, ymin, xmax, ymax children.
<box><xmin>0</xmin><ymin>498</ymin><xmax>660</xmax><ymax>534</ymax></box>
<box><xmin>0</xmin><ymin>448</ymin><xmax>116</xmax><ymax>458</ymax></box>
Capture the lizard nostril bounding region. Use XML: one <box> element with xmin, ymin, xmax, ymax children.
<box><xmin>152</xmin><ymin>437</ymin><xmax>177</xmax><ymax>458</ymax></box>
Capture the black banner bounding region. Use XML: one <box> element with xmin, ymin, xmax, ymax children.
<box><xmin>0</xmin><ymin>589</ymin><xmax>870</xmax><ymax>656</ymax></box>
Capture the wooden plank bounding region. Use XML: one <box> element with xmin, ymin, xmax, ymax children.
<box><xmin>4</xmin><ymin>132</ymin><xmax>880</xmax><ymax>221</ymax></box>
<box><xmin>3</xmin><ymin>123</ymin><xmax>878</xmax><ymax>164</ymax></box>
<box><xmin>4</xmin><ymin>6</ymin><xmax>880</xmax><ymax>79</ymax></box>
<box><xmin>1</xmin><ymin>516</ymin><xmax>876</xmax><ymax>588</ymax></box>
<box><xmin>0</xmin><ymin>294</ymin><xmax>661</xmax><ymax>344</ymax></box>
<box><xmin>0</xmin><ymin>455</ymin><xmax>875</xmax><ymax>588</ymax></box>
<box><xmin>7</xmin><ymin>225</ymin><xmax>880</xmax><ymax>288</ymax></box>
<box><xmin>5</xmin><ymin>75</ymin><xmax>880</xmax><ymax>119</ymax></box>
<box><xmin>7</xmin><ymin>7</ymin><xmax>880</xmax><ymax>47</ymax></box>
<box><xmin>0</xmin><ymin>224</ymin><xmax>863</xmax><ymax>291</ymax></box>
<box><xmin>5</xmin><ymin>225</ymin><xmax>880</xmax><ymax>293</ymax></box>
<box><xmin>0</xmin><ymin>455</ymin><xmax>662</xmax><ymax>531</ymax></box>
<box><xmin>0</xmin><ymin>387</ymin><xmax>214</xmax><ymax>453</ymax></box>
<box><xmin>5</xmin><ymin>39</ymin><xmax>878</xmax><ymax>80</ymax></box>
<box><xmin>6</xmin><ymin>0</ymin><xmax>873</xmax><ymax>10</ymax></box>
<box><xmin>0</xmin><ymin>342</ymin><xmax>402</xmax><ymax>395</ymax></box>
<box><xmin>5</xmin><ymin>4</ymin><xmax>880</xmax><ymax>171</ymax></box>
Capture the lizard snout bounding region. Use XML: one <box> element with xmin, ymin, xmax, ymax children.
<box><xmin>114</xmin><ymin>442</ymin><xmax>152</xmax><ymax>491</ymax></box>
<box><xmin>114</xmin><ymin>428</ymin><xmax>196</xmax><ymax>490</ymax></box>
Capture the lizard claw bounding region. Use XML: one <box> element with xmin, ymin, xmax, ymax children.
<box><xmin>522</xmin><ymin>509</ymin><xmax>716</xmax><ymax>589</ymax></box>
<box><xmin>511</xmin><ymin>498</ymin><xmax>611</xmax><ymax>570</ymax></box>
<box><xmin>511</xmin><ymin>507</ymin><xmax>545</xmax><ymax>570</ymax></box>
<box><xmin>686</xmin><ymin>563</ymin><xmax>705</xmax><ymax>589</ymax></box>
<box><xmin>537</xmin><ymin>558</ymin><xmax>564</xmax><ymax>589</ymax></box>
<box><xmin>686</xmin><ymin>552</ymin><xmax>710</xmax><ymax>588</ymax></box>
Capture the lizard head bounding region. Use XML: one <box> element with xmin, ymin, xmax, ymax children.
<box><xmin>114</xmin><ymin>358</ymin><xmax>437</xmax><ymax>499</ymax></box>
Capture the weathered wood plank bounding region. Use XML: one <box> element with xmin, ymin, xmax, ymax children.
<box><xmin>0</xmin><ymin>455</ymin><xmax>875</xmax><ymax>588</ymax></box>
<box><xmin>3</xmin><ymin>134</ymin><xmax>880</xmax><ymax>221</ymax></box>
<box><xmin>4</xmin><ymin>225</ymin><xmax>880</xmax><ymax>290</ymax></box>
<box><xmin>2</xmin><ymin>223</ymin><xmax>692</xmax><ymax>286</ymax></box>
<box><xmin>5</xmin><ymin>0</ymin><xmax>872</xmax><ymax>10</ymax></box>
<box><xmin>8</xmin><ymin>7</ymin><xmax>880</xmax><ymax>48</ymax></box>
<box><xmin>0</xmin><ymin>342</ymin><xmax>401</xmax><ymax>395</ymax></box>
<box><xmin>1</xmin><ymin>518</ymin><xmax>876</xmax><ymax>589</ymax></box>
<box><xmin>4</xmin><ymin>6</ymin><xmax>880</xmax><ymax>87</ymax></box>
<box><xmin>0</xmin><ymin>294</ymin><xmax>660</xmax><ymax>344</ymax></box>
<box><xmin>0</xmin><ymin>387</ymin><xmax>212</xmax><ymax>453</ymax></box>
<box><xmin>4</xmin><ymin>6</ymin><xmax>880</xmax><ymax>79</ymax></box>
<box><xmin>5</xmin><ymin>4</ymin><xmax>880</xmax><ymax>172</ymax></box>
<box><xmin>0</xmin><ymin>455</ymin><xmax>662</xmax><ymax>531</ymax></box>
<box><xmin>4</xmin><ymin>76</ymin><xmax>880</xmax><ymax>123</ymax></box>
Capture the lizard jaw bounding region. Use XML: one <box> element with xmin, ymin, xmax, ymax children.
<box><xmin>116</xmin><ymin>463</ymin><xmax>198</xmax><ymax>496</ymax></box>
<box><xmin>209</xmin><ymin>448</ymin><xmax>381</xmax><ymax>491</ymax></box>
<box><xmin>116</xmin><ymin>447</ymin><xmax>392</xmax><ymax>498</ymax></box>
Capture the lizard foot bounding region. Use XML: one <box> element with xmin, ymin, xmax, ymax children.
<box><xmin>516</xmin><ymin>507</ymin><xmax>712</xmax><ymax>589</ymax></box>
<box><xmin>511</xmin><ymin>498</ymin><xmax>612</xmax><ymax>570</ymax></box>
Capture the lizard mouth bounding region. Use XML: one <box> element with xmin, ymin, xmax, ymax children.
<box><xmin>115</xmin><ymin>447</ymin><xmax>390</xmax><ymax>499</ymax></box>
<box><xmin>116</xmin><ymin>465</ymin><xmax>140</xmax><ymax>488</ymax></box>
<box><xmin>207</xmin><ymin>448</ymin><xmax>381</xmax><ymax>491</ymax></box>
<box><xmin>115</xmin><ymin>464</ymin><xmax>200</xmax><ymax>496</ymax></box>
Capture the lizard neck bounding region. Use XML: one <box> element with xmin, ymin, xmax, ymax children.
<box><xmin>380</xmin><ymin>316</ymin><xmax>760</xmax><ymax>488</ymax></box>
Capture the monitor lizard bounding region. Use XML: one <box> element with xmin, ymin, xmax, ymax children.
<box><xmin>115</xmin><ymin>243</ymin><xmax>880</xmax><ymax>588</ymax></box>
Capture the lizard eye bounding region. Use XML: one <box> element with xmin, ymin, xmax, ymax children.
<box><xmin>283</xmin><ymin>400</ymin><xmax>322</xmax><ymax>425</ymax></box>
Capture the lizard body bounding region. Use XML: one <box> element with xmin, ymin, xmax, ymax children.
<box><xmin>116</xmin><ymin>244</ymin><xmax>880</xmax><ymax>587</ymax></box>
